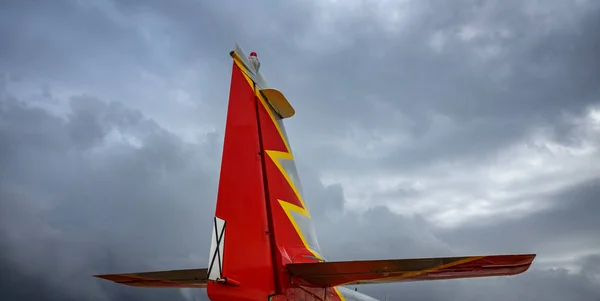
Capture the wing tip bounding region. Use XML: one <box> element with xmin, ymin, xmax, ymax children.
<box><xmin>93</xmin><ymin>273</ymin><xmax>136</xmax><ymax>284</ymax></box>
<box><xmin>509</xmin><ymin>253</ymin><xmax>536</xmax><ymax>276</ymax></box>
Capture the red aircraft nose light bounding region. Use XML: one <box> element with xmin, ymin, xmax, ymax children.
<box><xmin>250</xmin><ymin>52</ymin><xmax>258</xmax><ymax>57</ymax></box>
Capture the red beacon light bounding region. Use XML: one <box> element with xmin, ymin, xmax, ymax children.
<box><xmin>248</xmin><ymin>52</ymin><xmax>260</xmax><ymax>70</ymax></box>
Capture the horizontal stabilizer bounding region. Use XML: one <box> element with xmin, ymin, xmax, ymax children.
<box><xmin>287</xmin><ymin>254</ymin><xmax>535</xmax><ymax>287</ymax></box>
<box><xmin>94</xmin><ymin>268</ymin><xmax>208</xmax><ymax>288</ymax></box>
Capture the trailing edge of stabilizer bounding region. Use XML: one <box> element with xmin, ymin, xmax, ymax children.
<box><xmin>286</xmin><ymin>254</ymin><xmax>536</xmax><ymax>287</ymax></box>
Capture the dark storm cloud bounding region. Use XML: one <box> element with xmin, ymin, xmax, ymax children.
<box><xmin>3</xmin><ymin>0</ymin><xmax>598</xmax><ymax>169</ymax></box>
<box><xmin>261</xmin><ymin>0</ymin><xmax>600</xmax><ymax>174</ymax></box>
<box><xmin>315</xmin><ymin>206</ymin><xmax>452</xmax><ymax>261</ymax></box>
<box><xmin>0</xmin><ymin>0</ymin><xmax>153</xmax><ymax>86</ymax></box>
<box><xmin>318</xmin><ymin>157</ymin><xmax>600</xmax><ymax>250</ymax></box>
<box><xmin>0</xmin><ymin>89</ymin><xmax>218</xmax><ymax>300</ymax></box>
<box><xmin>1</xmin><ymin>0</ymin><xmax>599</xmax><ymax>300</ymax></box>
<box><xmin>436</xmin><ymin>178</ymin><xmax>600</xmax><ymax>256</ymax></box>
<box><xmin>310</xmin><ymin>180</ymin><xmax>600</xmax><ymax>301</ymax></box>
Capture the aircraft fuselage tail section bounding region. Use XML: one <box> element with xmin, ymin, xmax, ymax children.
<box><xmin>92</xmin><ymin>44</ymin><xmax>536</xmax><ymax>301</ymax></box>
<box><xmin>208</xmin><ymin>45</ymin><xmax>330</xmax><ymax>300</ymax></box>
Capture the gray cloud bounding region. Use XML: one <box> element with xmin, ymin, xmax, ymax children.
<box><xmin>311</xmin><ymin>180</ymin><xmax>600</xmax><ymax>300</ymax></box>
<box><xmin>436</xmin><ymin>178</ymin><xmax>600</xmax><ymax>258</ymax></box>
<box><xmin>274</xmin><ymin>0</ymin><xmax>600</xmax><ymax>174</ymax></box>
<box><xmin>0</xmin><ymin>90</ymin><xmax>217</xmax><ymax>301</ymax></box>
<box><xmin>1</xmin><ymin>0</ymin><xmax>599</xmax><ymax>300</ymax></box>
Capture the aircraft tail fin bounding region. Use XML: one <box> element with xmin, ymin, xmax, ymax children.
<box><xmin>205</xmin><ymin>44</ymin><xmax>282</xmax><ymax>300</ymax></box>
<box><xmin>93</xmin><ymin>268</ymin><xmax>208</xmax><ymax>288</ymax></box>
<box><xmin>207</xmin><ymin>44</ymin><xmax>325</xmax><ymax>299</ymax></box>
<box><xmin>286</xmin><ymin>254</ymin><xmax>536</xmax><ymax>287</ymax></box>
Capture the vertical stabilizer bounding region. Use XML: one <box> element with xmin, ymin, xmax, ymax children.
<box><xmin>206</xmin><ymin>48</ymin><xmax>276</xmax><ymax>301</ymax></box>
<box><xmin>207</xmin><ymin>44</ymin><xmax>326</xmax><ymax>300</ymax></box>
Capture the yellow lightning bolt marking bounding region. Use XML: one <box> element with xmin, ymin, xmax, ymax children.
<box><xmin>232</xmin><ymin>53</ymin><xmax>322</xmax><ymax>260</ymax></box>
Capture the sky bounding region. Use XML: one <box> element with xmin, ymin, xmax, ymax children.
<box><xmin>1</xmin><ymin>0</ymin><xmax>599</xmax><ymax>300</ymax></box>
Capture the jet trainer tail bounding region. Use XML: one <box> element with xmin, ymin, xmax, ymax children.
<box><xmin>94</xmin><ymin>44</ymin><xmax>535</xmax><ymax>301</ymax></box>
<box><xmin>206</xmin><ymin>44</ymin><xmax>328</xmax><ymax>301</ymax></box>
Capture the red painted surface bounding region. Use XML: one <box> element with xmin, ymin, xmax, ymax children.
<box><xmin>287</xmin><ymin>254</ymin><xmax>536</xmax><ymax>287</ymax></box>
<box><xmin>207</xmin><ymin>62</ymin><xmax>276</xmax><ymax>301</ymax></box>
<box><xmin>206</xmin><ymin>53</ymin><xmax>338</xmax><ymax>301</ymax></box>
